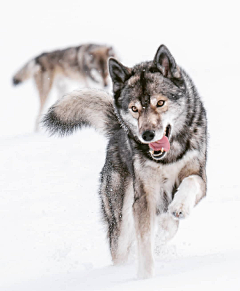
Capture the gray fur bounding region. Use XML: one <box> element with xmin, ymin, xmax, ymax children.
<box><xmin>13</xmin><ymin>43</ymin><xmax>116</xmax><ymax>131</ymax></box>
<box><xmin>43</xmin><ymin>45</ymin><xmax>207</xmax><ymax>279</ymax></box>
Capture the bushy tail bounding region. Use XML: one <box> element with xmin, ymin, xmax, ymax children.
<box><xmin>42</xmin><ymin>88</ymin><xmax>120</xmax><ymax>137</ymax></box>
<box><xmin>12</xmin><ymin>59</ymin><xmax>39</xmax><ymax>85</ymax></box>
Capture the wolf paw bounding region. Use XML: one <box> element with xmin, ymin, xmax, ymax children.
<box><xmin>168</xmin><ymin>199</ymin><xmax>191</xmax><ymax>220</ymax></box>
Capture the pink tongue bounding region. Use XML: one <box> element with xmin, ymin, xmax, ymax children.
<box><xmin>149</xmin><ymin>136</ymin><xmax>170</xmax><ymax>152</ymax></box>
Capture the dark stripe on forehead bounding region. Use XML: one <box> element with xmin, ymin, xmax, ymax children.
<box><xmin>140</xmin><ymin>71</ymin><xmax>146</xmax><ymax>95</ymax></box>
<box><xmin>140</xmin><ymin>70</ymin><xmax>149</xmax><ymax>106</ymax></box>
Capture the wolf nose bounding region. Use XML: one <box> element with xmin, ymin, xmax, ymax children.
<box><xmin>142</xmin><ymin>130</ymin><xmax>155</xmax><ymax>142</ymax></box>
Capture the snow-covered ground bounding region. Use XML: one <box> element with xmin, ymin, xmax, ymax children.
<box><xmin>1</xmin><ymin>130</ymin><xmax>240</xmax><ymax>291</ymax></box>
<box><xmin>1</xmin><ymin>1</ymin><xmax>240</xmax><ymax>290</ymax></box>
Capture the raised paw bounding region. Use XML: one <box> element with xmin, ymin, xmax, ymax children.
<box><xmin>168</xmin><ymin>199</ymin><xmax>192</xmax><ymax>220</ymax></box>
<box><xmin>172</xmin><ymin>210</ymin><xmax>185</xmax><ymax>219</ymax></box>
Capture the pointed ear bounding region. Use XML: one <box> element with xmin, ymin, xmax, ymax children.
<box><xmin>108</xmin><ymin>58</ymin><xmax>131</xmax><ymax>87</ymax></box>
<box><xmin>154</xmin><ymin>45</ymin><xmax>181</xmax><ymax>79</ymax></box>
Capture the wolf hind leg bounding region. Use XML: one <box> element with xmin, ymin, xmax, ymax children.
<box><xmin>34</xmin><ymin>71</ymin><xmax>54</xmax><ymax>132</ymax></box>
<box><xmin>55</xmin><ymin>77</ymin><xmax>69</xmax><ymax>99</ymax></box>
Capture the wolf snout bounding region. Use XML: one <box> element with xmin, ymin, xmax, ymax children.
<box><xmin>142</xmin><ymin>130</ymin><xmax>155</xmax><ymax>142</ymax></box>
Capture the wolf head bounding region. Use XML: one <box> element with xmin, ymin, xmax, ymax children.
<box><xmin>88</xmin><ymin>46</ymin><xmax>115</xmax><ymax>87</ymax></box>
<box><xmin>108</xmin><ymin>45</ymin><xmax>188</xmax><ymax>161</ymax></box>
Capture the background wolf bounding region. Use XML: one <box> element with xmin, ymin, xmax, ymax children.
<box><xmin>43</xmin><ymin>45</ymin><xmax>207</xmax><ymax>279</ymax></box>
<box><xmin>12</xmin><ymin>44</ymin><xmax>116</xmax><ymax>131</ymax></box>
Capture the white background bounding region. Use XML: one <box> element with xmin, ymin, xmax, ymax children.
<box><xmin>0</xmin><ymin>1</ymin><xmax>240</xmax><ymax>290</ymax></box>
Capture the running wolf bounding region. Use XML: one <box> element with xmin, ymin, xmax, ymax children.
<box><xmin>43</xmin><ymin>45</ymin><xmax>207</xmax><ymax>279</ymax></box>
<box><xmin>13</xmin><ymin>44</ymin><xmax>116</xmax><ymax>131</ymax></box>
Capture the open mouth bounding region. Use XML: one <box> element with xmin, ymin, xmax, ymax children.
<box><xmin>149</xmin><ymin>125</ymin><xmax>171</xmax><ymax>160</ymax></box>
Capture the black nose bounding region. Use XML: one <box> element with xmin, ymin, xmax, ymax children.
<box><xmin>142</xmin><ymin>130</ymin><xmax>155</xmax><ymax>142</ymax></box>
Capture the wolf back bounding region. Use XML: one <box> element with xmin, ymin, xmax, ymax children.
<box><xmin>13</xmin><ymin>44</ymin><xmax>115</xmax><ymax>87</ymax></box>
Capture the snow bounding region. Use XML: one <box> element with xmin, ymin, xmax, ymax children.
<box><xmin>1</xmin><ymin>132</ymin><xmax>240</xmax><ymax>291</ymax></box>
<box><xmin>1</xmin><ymin>1</ymin><xmax>240</xmax><ymax>290</ymax></box>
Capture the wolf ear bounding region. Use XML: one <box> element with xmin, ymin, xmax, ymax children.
<box><xmin>108</xmin><ymin>58</ymin><xmax>131</xmax><ymax>90</ymax></box>
<box><xmin>154</xmin><ymin>45</ymin><xmax>181</xmax><ymax>79</ymax></box>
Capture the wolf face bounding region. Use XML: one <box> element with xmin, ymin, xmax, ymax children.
<box><xmin>109</xmin><ymin>45</ymin><xmax>188</xmax><ymax>160</ymax></box>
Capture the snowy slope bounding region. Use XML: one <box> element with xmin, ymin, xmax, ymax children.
<box><xmin>1</xmin><ymin>0</ymin><xmax>240</xmax><ymax>290</ymax></box>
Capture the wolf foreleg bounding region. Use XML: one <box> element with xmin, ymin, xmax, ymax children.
<box><xmin>168</xmin><ymin>175</ymin><xmax>206</xmax><ymax>219</ymax></box>
<box><xmin>133</xmin><ymin>195</ymin><xmax>156</xmax><ymax>279</ymax></box>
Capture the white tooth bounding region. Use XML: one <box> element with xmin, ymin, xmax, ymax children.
<box><xmin>161</xmin><ymin>147</ymin><xmax>164</xmax><ymax>153</ymax></box>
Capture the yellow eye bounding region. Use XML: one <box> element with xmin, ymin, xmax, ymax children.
<box><xmin>157</xmin><ymin>100</ymin><xmax>165</xmax><ymax>107</ymax></box>
<box><xmin>131</xmin><ymin>106</ymin><xmax>138</xmax><ymax>113</ymax></box>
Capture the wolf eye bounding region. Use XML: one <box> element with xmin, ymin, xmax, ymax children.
<box><xmin>157</xmin><ymin>100</ymin><xmax>165</xmax><ymax>107</ymax></box>
<box><xmin>131</xmin><ymin>106</ymin><xmax>138</xmax><ymax>113</ymax></box>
